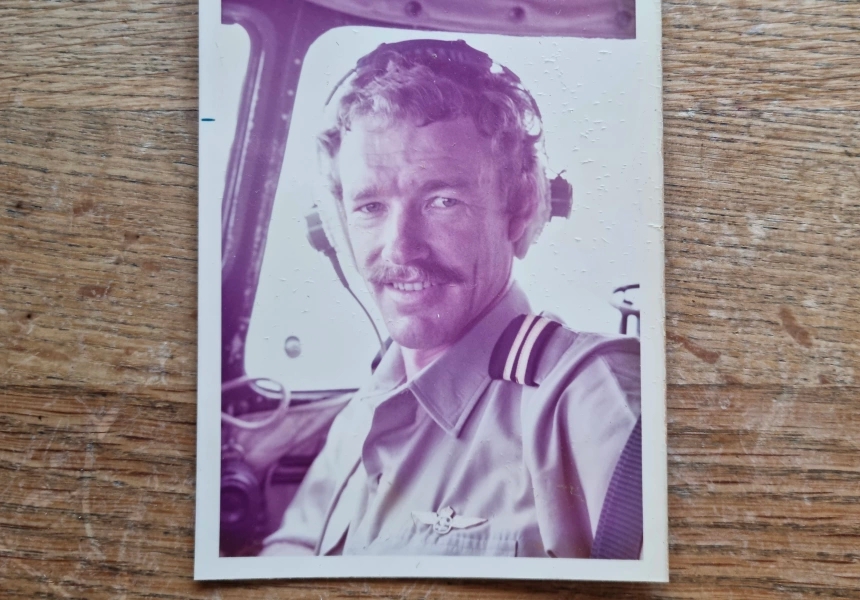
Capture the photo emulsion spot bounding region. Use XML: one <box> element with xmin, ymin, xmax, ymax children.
<box><xmin>197</xmin><ymin>0</ymin><xmax>667</xmax><ymax>582</ymax></box>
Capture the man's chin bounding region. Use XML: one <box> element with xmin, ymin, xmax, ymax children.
<box><xmin>384</xmin><ymin>314</ymin><xmax>454</xmax><ymax>350</ymax></box>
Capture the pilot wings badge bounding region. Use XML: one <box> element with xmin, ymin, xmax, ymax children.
<box><xmin>411</xmin><ymin>506</ymin><xmax>487</xmax><ymax>535</ymax></box>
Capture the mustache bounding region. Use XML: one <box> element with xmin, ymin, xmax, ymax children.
<box><xmin>367</xmin><ymin>261</ymin><xmax>466</xmax><ymax>286</ymax></box>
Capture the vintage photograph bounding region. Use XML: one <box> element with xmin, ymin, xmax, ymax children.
<box><xmin>196</xmin><ymin>0</ymin><xmax>667</xmax><ymax>581</ymax></box>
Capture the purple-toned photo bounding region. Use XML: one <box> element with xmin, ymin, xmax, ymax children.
<box><xmin>198</xmin><ymin>0</ymin><xmax>666</xmax><ymax>581</ymax></box>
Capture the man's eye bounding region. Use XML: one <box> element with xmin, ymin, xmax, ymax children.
<box><xmin>428</xmin><ymin>197</ymin><xmax>460</xmax><ymax>209</ymax></box>
<box><xmin>357</xmin><ymin>202</ymin><xmax>383</xmax><ymax>214</ymax></box>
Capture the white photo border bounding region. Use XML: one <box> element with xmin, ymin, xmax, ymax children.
<box><xmin>195</xmin><ymin>0</ymin><xmax>667</xmax><ymax>582</ymax></box>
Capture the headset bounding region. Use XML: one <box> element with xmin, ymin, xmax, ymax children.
<box><xmin>305</xmin><ymin>39</ymin><xmax>574</xmax><ymax>345</ymax></box>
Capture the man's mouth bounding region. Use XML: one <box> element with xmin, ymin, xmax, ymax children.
<box><xmin>368</xmin><ymin>262</ymin><xmax>464</xmax><ymax>298</ymax></box>
<box><xmin>387</xmin><ymin>280</ymin><xmax>436</xmax><ymax>292</ymax></box>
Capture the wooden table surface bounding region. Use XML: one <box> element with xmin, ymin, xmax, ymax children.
<box><xmin>1</xmin><ymin>0</ymin><xmax>858</xmax><ymax>598</ymax></box>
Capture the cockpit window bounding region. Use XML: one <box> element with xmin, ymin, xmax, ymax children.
<box><xmin>213</xmin><ymin>23</ymin><xmax>251</xmax><ymax>214</ymax></box>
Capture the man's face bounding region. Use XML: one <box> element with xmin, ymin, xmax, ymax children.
<box><xmin>338</xmin><ymin>117</ymin><xmax>521</xmax><ymax>350</ymax></box>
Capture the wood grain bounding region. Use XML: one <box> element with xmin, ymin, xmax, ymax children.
<box><xmin>1</xmin><ymin>0</ymin><xmax>859</xmax><ymax>598</ymax></box>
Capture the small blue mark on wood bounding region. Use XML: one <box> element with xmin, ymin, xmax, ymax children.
<box><xmin>201</xmin><ymin>118</ymin><xmax>215</xmax><ymax>122</ymax></box>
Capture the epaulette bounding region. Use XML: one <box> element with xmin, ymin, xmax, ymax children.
<box><xmin>489</xmin><ymin>314</ymin><xmax>562</xmax><ymax>386</ymax></box>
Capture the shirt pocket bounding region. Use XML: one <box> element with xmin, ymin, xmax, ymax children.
<box><xmin>361</xmin><ymin>525</ymin><xmax>518</xmax><ymax>557</ymax></box>
<box><xmin>423</xmin><ymin>531</ymin><xmax>517</xmax><ymax>557</ymax></box>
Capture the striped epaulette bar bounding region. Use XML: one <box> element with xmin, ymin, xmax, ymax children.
<box><xmin>489</xmin><ymin>314</ymin><xmax>562</xmax><ymax>387</ymax></box>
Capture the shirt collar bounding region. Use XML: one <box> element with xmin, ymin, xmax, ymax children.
<box><xmin>368</xmin><ymin>283</ymin><xmax>531</xmax><ymax>437</ymax></box>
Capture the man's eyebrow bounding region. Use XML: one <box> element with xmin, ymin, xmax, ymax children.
<box><xmin>349</xmin><ymin>185</ymin><xmax>384</xmax><ymax>204</ymax></box>
<box><xmin>348</xmin><ymin>178</ymin><xmax>473</xmax><ymax>203</ymax></box>
<box><xmin>416</xmin><ymin>178</ymin><xmax>473</xmax><ymax>194</ymax></box>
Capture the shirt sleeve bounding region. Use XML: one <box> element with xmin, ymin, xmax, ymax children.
<box><xmin>259</xmin><ymin>399</ymin><xmax>361</xmax><ymax>556</ymax></box>
<box><xmin>520</xmin><ymin>332</ymin><xmax>641</xmax><ymax>558</ymax></box>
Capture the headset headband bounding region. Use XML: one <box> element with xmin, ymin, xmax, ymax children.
<box><xmin>325</xmin><ymin>39</ymin><xmax>541</xmax><ymax>121</ymax></box>
<box><xmin>356</xmin><ymin>39</ymin><xmax>495</xmax><ymax>83</ymax></box>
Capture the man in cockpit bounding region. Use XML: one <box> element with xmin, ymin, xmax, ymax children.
<box><xmin>261</xmin><ymin>39</ymin><xmax>642</xmax><ymax>558</ymax></box>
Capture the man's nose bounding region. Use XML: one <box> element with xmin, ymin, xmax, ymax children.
<box><xmin>380</xmin><ymin>208</ymin><xmax>429</xmax><ymax>265</ymax></box>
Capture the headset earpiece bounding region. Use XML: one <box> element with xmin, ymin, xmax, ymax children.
<box><xmin>549</xmin><ymin>173</ymin><xmax>573</xmax><ymax>219</ymax></box>
<box><xmin>305</xmin><ymin>209</ymin><xmax>335</xmax><ymax>256</ymax></box>
<box><xmin>305</xmin><ymin>208</ymin><xmax>353</xmax><ymax>294</ymax></box>
<box><xmin>305</xmin><ymin>208</ymin><xmax>385</xmax><ymax>352</ymax></box>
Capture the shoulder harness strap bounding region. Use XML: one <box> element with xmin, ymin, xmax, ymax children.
<box><xmin>370</xmin><ymin>338</ymin><xmax>394</xmax><ymax>373</ymax></box>
<box><xmin>590</xmin><ymin>417</ymin><xmax>643</xmax><ymax>559</ymax></box>
<box><xmin>489</xmin><ymin>314</ymin><xmax>563</xmax><ymax>387</ymax></box>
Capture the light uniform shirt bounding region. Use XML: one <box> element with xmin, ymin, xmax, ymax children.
<box><xmin>262</xmin><ymin>284</ymin><xmax>641</xmax><ymax>558</ymax></box>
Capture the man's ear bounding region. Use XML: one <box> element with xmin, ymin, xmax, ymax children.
<box><xmin>507</xmin><ymin>211</ymin><xmax>529</xmax><ymax>245</ymax></box>
<box><xmin>506</xmin><ymin>178</ymin><xmax>539</xmax><ymax>259</ymax></box>
<box><xmin>507</xmin><ymin>173</ymin><xmax>553</xmax><ymax>259</ymax></box>
<box><xmin>508</xmin><ymin>207</ymin><xmax>536</xmax><ymax>260</ymax></box>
